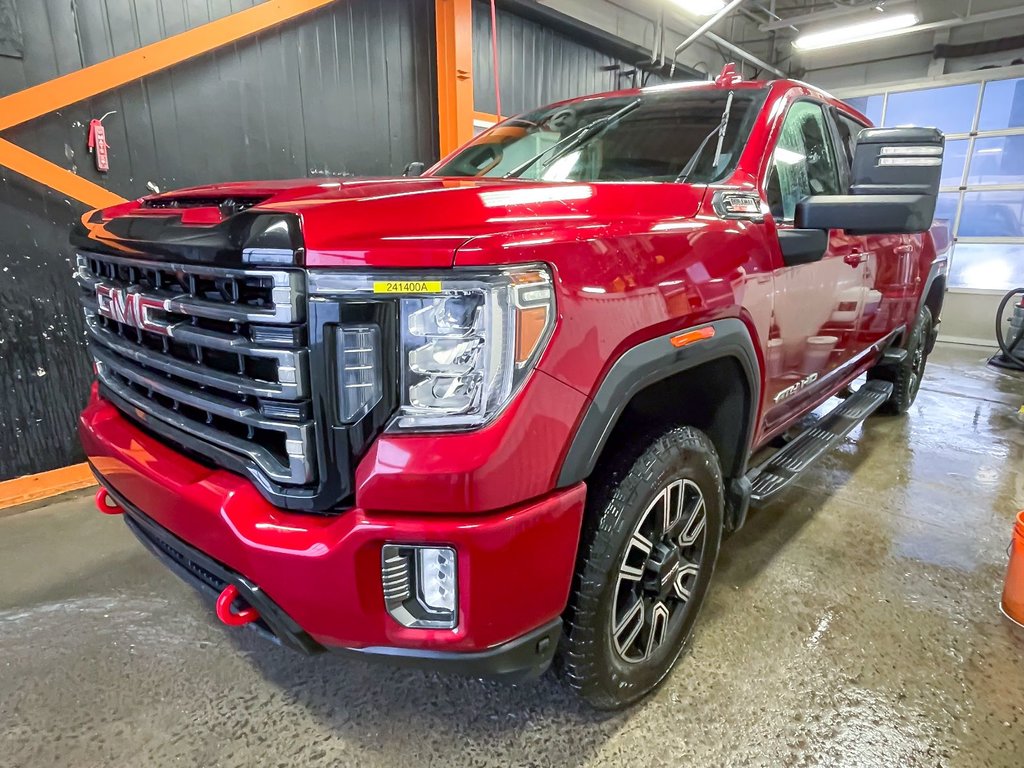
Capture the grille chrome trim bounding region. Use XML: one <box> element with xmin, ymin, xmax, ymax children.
<box><xmin>78</xmin><ymin>249</ymin><xmax>315</xmax><ymax>488</ymax></box>
<box><xmin>75</xmin><ymin>252</ymin><xmax>305</xmax><ymax>325</ymax></box>
<box><xmin>84</xmin><ymin>312</ymin><xmax>307</xmax><ymax>400</ymax></box>
<box><xmin>94</xmin><ymin>348</ymin><xmax>313</xmax><ymax>486</ymax></box>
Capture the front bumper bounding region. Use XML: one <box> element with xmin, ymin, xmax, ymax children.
<box><xmin>81</xmin><ymin>392</ymin><xmax>586</xmax><ymax>678</ymax></box>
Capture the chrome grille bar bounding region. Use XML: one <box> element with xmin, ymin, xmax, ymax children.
<box><xmin>85</xmin><ymin>315</ymin><xmax>307</xmax><ymax>400</ymax></box>
<box><xmin>78</xmin><ymin>249</ymin><xmax>315</xmax><ymax>487</ymax></box>
<box><xmin>96</xmin><ymin>352</ymin><xmax>311</xmax><ymax>483</ymax></box>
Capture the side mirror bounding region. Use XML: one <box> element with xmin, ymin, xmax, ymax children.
<box><xmin>403</xmin><ymin>161</ymin><xmax>426</xmax><ymax>177</ymax></box>
<box><xmin>797</xmin><ymin>126</ymin><xmax>944</xmax><ymax>235</ymax></box>
<box><xmin>779</xmin><ymin>229</ymin><xmax>828</xmax><ymax>266</ymax></box>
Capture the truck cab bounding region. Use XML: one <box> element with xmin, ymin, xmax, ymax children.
<box><xmin>77</xmin><ymin>68</ymin><xmax>947</xmax><ymax>709</ymax></box>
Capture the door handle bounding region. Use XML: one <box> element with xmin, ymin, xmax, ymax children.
<box><xmin>894</xmin><ymin>244</ymin><xmax>915</xmax><ymax>256</ymax></box>
<box><xmin>844</xmin><ymin>252</ymin><xmax>868</xmax><ymax>267</ymax></box>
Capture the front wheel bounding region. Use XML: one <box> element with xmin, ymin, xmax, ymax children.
<box><xmin>558</xmin><ymin>426</ymin><xmax>724</xmax><ymax>710</ymax></box>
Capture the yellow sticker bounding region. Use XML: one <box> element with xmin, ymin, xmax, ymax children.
<box><xmin>372</xmin><ymin>280</ymin><xmax>443</xmax><ymax>294</ymax></box>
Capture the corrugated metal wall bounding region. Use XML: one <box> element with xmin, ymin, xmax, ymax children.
<box><xmin>472</xmin><ymin>0</ymin><xmax>646</xmax><ymax>116</ymax></box>
<box><xmin>0</xmin><ymin>0</ymin><xmax>438</xmax><ymax>481</ymax></box>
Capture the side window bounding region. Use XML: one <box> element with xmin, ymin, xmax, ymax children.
<box><xmin>766</xmin><ymin>101</ymin><xmax>843</xmax><ymax>221</ymax></box>
<box><xmin>834</xmin><ymin>111</ymin><xmax>867</xmax><ymax>171</ymax></box>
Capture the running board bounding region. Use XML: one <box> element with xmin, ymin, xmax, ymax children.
<box><xmin>747</xmin><ymin>380</ymin><xmax>893</xmax><ymax>503</ymax></box>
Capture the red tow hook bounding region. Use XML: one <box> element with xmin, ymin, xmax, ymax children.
<box><xmin>95</xmin><ymin>487</ymin><xmax>123</xmax><ymax>515</ymax></box>
<box><xmin>215</xmin><ymin>584</ymin><xmax>261</xmax><ymax>627</ymax></box>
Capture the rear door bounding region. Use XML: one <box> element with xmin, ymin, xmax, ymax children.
<box><xmin>832</xmin><ymin>108</ymin><xmax>921</xmax><ymax>349</ymax></box>
<box><xmin>762</xmin><ymin>99</ymin><xmax>870</xmax><ymax>431</ymax></box>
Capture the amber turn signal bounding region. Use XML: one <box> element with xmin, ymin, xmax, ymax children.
<box><xmin>670</xmin><ymin>326</ymin><xmax>716</xmax><ymax>348</ymax></box>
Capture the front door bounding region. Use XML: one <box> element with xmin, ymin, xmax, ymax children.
<box><xmin>831</xmin><ymin>109</ymin><xmax>921</xmax><ymax>350</ymax></box>
<box><xmin>763</xmin><ymin>99</ymin><xmax>870</xmax><ymax>432</ymax></box>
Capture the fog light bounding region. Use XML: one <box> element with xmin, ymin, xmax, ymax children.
<box><xmin>381</xmin><ymin>544</ymin><xmax>458</xmax><ymax>629</ymax></box>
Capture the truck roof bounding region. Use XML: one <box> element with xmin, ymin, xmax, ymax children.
<box><xmin>517</xmin><ymin>74</ymin><xmax>868</xmax><ymax>128</ymax></box>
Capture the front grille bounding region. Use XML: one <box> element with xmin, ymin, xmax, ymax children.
<box><xmin>77</xmin><ymin>251</ymin><xmax>315</xmax><ymax>487</ymax></box>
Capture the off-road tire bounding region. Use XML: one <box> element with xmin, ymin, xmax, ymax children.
<box><xmin>557</xmin><ymin>427</ymin><xmax>724</xmax><ymax>710</ymax></box>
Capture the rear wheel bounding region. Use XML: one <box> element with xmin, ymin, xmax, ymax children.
<box><xmin>558</xmin><ymin>426</ymin><xmax>723</xmax><ymax>710</ymax></box>
<box><xmin>870</xmin><ymin>306</ymin><xmax>932</xmax><ymax>415</ymax></box>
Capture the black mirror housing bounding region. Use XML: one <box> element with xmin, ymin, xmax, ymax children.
<box><xmin>403</xmin><ymin>161</ymin><xmax>426</xmax><ymax>177</ymax></box>
<box><xmin>778</xmin><ymin>228</ymin><xmax>828</xmax><ymax>266</ymax></box>
<box><xmin>796</xmin><ymin>194</ymin><xmax>937</xmax><ymax>236</ymax></box>
<box><xmin>797</xmin><ymin>126</ymin><xmax>944</xmax><ymax>235</ymax></box>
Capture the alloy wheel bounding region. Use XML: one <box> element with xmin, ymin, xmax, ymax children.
<box><xmin>611</xmin><ymin>478</ymin><xmax>707</xmax><ymax>664</ymax></box>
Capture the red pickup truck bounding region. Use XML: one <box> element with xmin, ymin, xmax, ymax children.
<box><xmin>76</xmin><ymin>68</ymin><xmax>947</xmax><ymax>709</ymax></box>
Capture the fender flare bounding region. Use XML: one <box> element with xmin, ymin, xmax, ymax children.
<box><xmin>556</xmin><ymin>318</ymin><xmax>761</xmax><ymax>488</ymax></box>
<box><xmin>918</xmin><ymin>258</ymin><xmax>948</xmax><ymax>315</ymax></box>
<box><xmin>917</xmin><ymin>259</ymin><xmax>947</xmax><ymax>353</ymax></box>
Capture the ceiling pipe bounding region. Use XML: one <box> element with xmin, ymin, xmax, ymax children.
<box><xmin>748</xmin><ymin>0</ymin><xmax>797</xmax><ymax>32</ymax></box>
<box><xmin>760</xmin><ymin>0</ymin><xmax>916</xmax><ymax>32</ymax></box>
<box><xmin>706</xmin><ymin>30</ymin><xmax>786</xmax><ymax>77</ymax></box>
<box><xmin>669</xmin><ymin>0</ymin><xmax>745</xmax><ymax>76</ymax></box>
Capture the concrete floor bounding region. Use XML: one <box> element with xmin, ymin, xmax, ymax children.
<box><xmin>1</xmin><ymin>343</ymin><xmax>1022</xmax><ymax>768</ymax></box>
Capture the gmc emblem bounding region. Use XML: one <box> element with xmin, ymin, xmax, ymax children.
<box><xmin>96</xmin><ymin>284</ymin><xmax>169</xmax><ymax>336</ymax></box>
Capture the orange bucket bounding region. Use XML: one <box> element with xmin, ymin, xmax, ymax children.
<box><xmin>1001</xmin><ymin>510</ymin><xmax>1024</xmax><ymax>628</ymax></box>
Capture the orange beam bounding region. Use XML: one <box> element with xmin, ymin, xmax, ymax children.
<box><xmin>0</xmin><ymin>137</ymin><xmax>128</xmax><ymax>209</ymax></box>
<box><xmin>474</xmin><ymin>110</ymin><xmax>501</xmax><ymax>125</ymax></box>
<box><xmin>0</xmin><ymin>0</ymin><xmax>336</xmax><ymax>132</ymax></box>
<box><xmin>436</xmin><ymin>0</ymin><xmax>475</xmax><ymax>157</ymax></box>
<box><xmin>0</xmin><ymin>463</ymin><xmax>96</xmax><ymax>512</ymax></box>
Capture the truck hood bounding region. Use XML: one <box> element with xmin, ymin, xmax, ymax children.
<box><xmin>79</xmin><ymin>177</ymin><xmax>706</xmax><ymax>268</ymax></box>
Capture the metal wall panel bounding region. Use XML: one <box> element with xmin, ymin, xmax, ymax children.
<box><xmin>0</xmin><ymin>0</ymin><xmax>438</xmax><ymax>481</ymax></box>
<box><xmin>473</xmin><ymin>0</ymin><xmax>644</xmax><ymax>116</ymax></box>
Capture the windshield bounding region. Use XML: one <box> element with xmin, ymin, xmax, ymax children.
<box><xmin>433</xmin><ymin>87</ymin><xmax>768</xmax><ymax>183</ymax></box>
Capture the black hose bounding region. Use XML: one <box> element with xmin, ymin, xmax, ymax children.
<box><xmin>995</xmin><ymin>287</ymin><xmax>1024</xmax><ymax>370</ymax></box>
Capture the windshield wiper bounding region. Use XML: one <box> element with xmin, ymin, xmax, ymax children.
<box><xmin>504</xmin><ymin>98</ymin><xmax>643</xmax><ymax>180</ymax></box>
<box><xmin>676</xmin><ymin>91</ymin><xmax>735</xmax><ymax>184</ymax></box>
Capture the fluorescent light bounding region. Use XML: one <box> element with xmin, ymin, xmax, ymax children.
<box><xmin>793</xmin><ymin>13</ymin><xmax>920</xmax><ymax>51</ymax></box>
<box><xmin>671</xmin><ymin>0</ymin><xmax>727</xmax><ymax>16</ymax></box>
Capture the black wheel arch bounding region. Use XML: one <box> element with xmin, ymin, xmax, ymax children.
<box><xmin>556</xmin><ymin>318</ymin><xmax>761</xmax><ymax>527</ymax></box>
<box><xmin>919</xmin><ymin>261</ymin><xmax>947</xmax><ymax>354</ymax></box>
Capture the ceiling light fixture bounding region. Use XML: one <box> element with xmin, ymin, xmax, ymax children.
<box><xmin>793</xmin><ymin>12</ymin><xmax>921</xmax><ymax>50</ymax></box>
<box><xmin>671</xmin><ymin>0</ymin><xmax>728</xmax><ymax>16</ymax></box>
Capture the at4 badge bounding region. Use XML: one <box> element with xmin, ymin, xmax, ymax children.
<box><xmin>87</xmin><ymin>111</ymin><xmax>116</xmax><ymax>172</ymax></box>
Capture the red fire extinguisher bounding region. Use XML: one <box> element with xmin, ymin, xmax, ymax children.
<box><xmin>87</xmin><ymin>111</ymin><xmax>116</xmax><ymax>173</ymax></box>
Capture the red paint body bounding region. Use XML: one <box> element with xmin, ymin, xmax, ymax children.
<box><xmin>78</xmin><ymin>78</ymin><xmax>946</xmax><ymax>657</ymax></box>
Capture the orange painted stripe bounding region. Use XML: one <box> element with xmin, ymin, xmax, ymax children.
<box><xmin>474</xmin><ymin>110</ymin><xmax>502</xmax><ymax>124</ymax></box>
<box><xmin>0</xmin><ymin>137</ymin><xmax>128</xmax><ymax>209</ymax></box>
<box><xmin>0</xmin><ymin>463</ymin><xmax>96</xmax><ymax>512</ymax></box>
<box><xmin>0</xmin><ymin>0</ymin><xmax>336</xmax><ymax>132</ymax></box>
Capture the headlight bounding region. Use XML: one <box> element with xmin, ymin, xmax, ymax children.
<box><xmin>309</xmin><ymin>265</ymin><xmax>555</xmax><ymax>432</ymax></box>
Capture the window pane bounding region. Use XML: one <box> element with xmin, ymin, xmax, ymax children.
<box><xmin>767</xmin><ymin>101</ymin><xmax>842</xmax><ymax>221</ymax></box>
<box><xmin>934</xmin><ymin>192</ymin><xmax>960</xmax><ymax>228</ymax></box>
<box><xmin>966</xmin><ymin>136</ymin><xmax>1024</xmax><ymax>185</ymax></box>
<box><xmin>941</xmin><ymin>138</ymin><xmax>969</xmax><ymax>187</ymax></box>
<box><xmin>978</xmin><ymin>77</ymin><xmax>1024</xmax><ymax>132</ymax></box>
<box><xmin>834</xmin><ymin>112</ymin><xmax>865</xmax><ymax>168</ymax></box>
<box><xmin>884</xmin><ymin>84</ymin><xmax>980</xmax><ymax>134</ymax></box>
<box><xmin>844</xmin><ymin>94</ymin><xmax>883</xmax><ymax>125</ymax></box>
<box><xmin>949</xmin><ymin>243</ymin><xmax>1024</xmax><ymax>290</ymax></box>
<box><xmin>958</xmin><ymin>191</ymin><xmax>1024</xmax><ymax>237</ymax></box>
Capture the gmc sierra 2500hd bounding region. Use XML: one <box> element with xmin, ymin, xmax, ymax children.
<box><xmin>77</xmin><ymin>66</ymin><xmax>947</xmax><ymax>709</ymax></box>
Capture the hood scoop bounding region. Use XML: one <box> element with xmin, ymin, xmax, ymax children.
<box><xmin>142</xmin><ymin>195</ymin><xmax>271</xmax><ymax>217</ymax></box>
